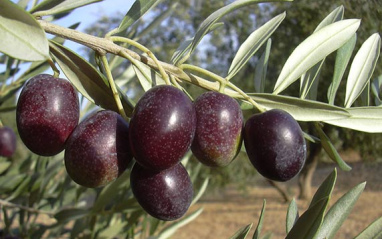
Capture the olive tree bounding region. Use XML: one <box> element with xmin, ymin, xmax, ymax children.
<box><xmin>0</xmin><ymin>0</ymin><xmax>381</xmax><ymax>238</ymax></box>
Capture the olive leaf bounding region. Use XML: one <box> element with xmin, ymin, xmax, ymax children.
<box><xmin>273</xmin><ymin>19</ymin><xmax>360</xmax><ymax>94</ymax></box>
<box><xmin>324</xmin><ymin>107</ymin><xmax>382</xmax><ymax>133</ymax></box>
<box><xmin>31</xmin><ymin>0</ymin><xmax>102</xmax><ymax>16</ymax></box>
<box><xmin>314</xmin><ymin>182</ymin><xmax>366</xmax><ymax>239</ymax></box>
<box><xmin>285</xmin><ymin>197</ymin><xmax>329</xmax><ymax>239</ymax></box>
<box><xmin>344</xmin><ymin>33</ymin><xmax>381</xmax><ymax>108</ymax></box>
<box><xmin>247</xmin><ymin>93</ymin><xmax>350</xmax><ymax>121</ymax></box>
<box><xmin>227</xmin><ymin>12</ymin><xmax>285</xmax><ymax>80</ymax></box>
<box><xmin>49</xmin><ymin>41</ymin><xmax>134</xmax><ymax>116</ymax></box>
<box><xmin>254</xmin><ymin>39</ymin><xmax>271</xmax><ymax>93</ymax></box>
<box><xmin>300</xmin><ymin>5</ymin><xmax>344</xmax><ymax>100</ymax></box>
<box><xmin>286</xmin><ymin>199</ymin><xmax>299</xmax><ymax>234</ymax></box>
<box><xmin>328</xmin><ymin>34</ymin><xmax>357</xmax><ymax>105</ymax></box>
<box><xmin>309</xmin><ymin>168</ymin><xmax>337</xmax><ymax>209</ymax></box>
<box><xmin>0</xmin><ymin>0</ymin><xmax>49</xmax><ymax>61</ymax></box>
<box><xmin>176</xmin><ymin>0</ymin><xmax>290</xmax><ymax>66</ymax></box>
<box><xmin>315</xmin><ymin>125</ymin><xmax>352</xmax><ymax>171</ymax></box>
<box><xmin>354</xmin><ymin>217</ymin><xmax>382</xmax><ymax>239</ymax></box>
<box><xmin>156</xmin><ymin>208</ymin><xmax>204</xmax><ymax>239</ymax></box>
<box><xmin>171</xmin><ymin>22</ymin><xmax>224</xmax><ymax>65</ymax></box>
<box><xmin>253</xmin><ymin>199</ymin><xmax>266</xmax><ymax>239</ymax></box>
<box><xmin>116</xmin><ymin>0</ymin><xmax>159</xmax><ymax>35</ymax></box>
<box><xmin>229</xmin><ymin>224</ymin><xmax>253</xmax><ymax>239</ymax></box>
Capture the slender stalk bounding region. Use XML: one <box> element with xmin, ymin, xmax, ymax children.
<box><xmin>100</xmin><ymin>55</ymin><xmax>128</xmax><ymax>120</ymax></box>
<box><xmin>110</xmin><ymin>36</ymin><xmax>170</xmax><ymax>85</ymax></box>
<box><xmin>226</xmin><ymin>81</ymin><xmax>266</xmax><ymax>112</ymax></box>
<box><xmin>48</xmin><ymin>59</ymin><xmax>60</xmax><ymax>78</ymax></box>
<box><xmin>0</xmin><ymin>199</ymin><xmax>53</xmax><ymax>216</ymax></box>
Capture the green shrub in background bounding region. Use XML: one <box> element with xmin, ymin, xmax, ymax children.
<box><xmin>0</xmin><ymin>0</ymin><xmax>381</xmax><ymax>238</ymax></box>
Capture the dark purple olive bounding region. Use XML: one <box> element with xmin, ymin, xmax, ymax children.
<box><xmin>0</xmin><ymin>126</ymin><xmax>17</xmax><ymax>157</ymax></box>
<box><xmin>243</xmin><ymin>109</ymin><xmax>306</xmax><ymax>182</ymax></box>
<box><xmin>129</xmin><ymin>85</ymin><xmax>196</xmax><ymax>171</ymax></box>
<box><xmin>65</xmin><ymin>110</ymin><xmax>133</xmax><ymax>188</ymax></box>
<box><xmin>130</xmin><ymin>162</ymin><xmax>193</xmax><ymax>221</ymax></box>
<box><xmin>16</xmin><ymin>74</ymin><xmax>79</xmax><ymax>156</ymax></box>
<box><xmin>191</xmin><ymin>91</ymin><xmax>243</xmax><ymax>167</ymax></box>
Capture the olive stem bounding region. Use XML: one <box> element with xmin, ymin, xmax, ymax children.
<box><xmin>100</xmin><ymin>55</ymin><xmax>128</xmax><ymax>120</ymax></box>
<box><xmin>180</xmin><ymin>64</ymin><xmax>226</xmax><ymax>84</ymax></box>
<box><xmin>47</xmin><ymin>59</ymin><xmax>60</xmax><ymax>78</ymax></box>
<box><xmin>110</xmin><ymin>36</ymin><xmax>170</xmax><ymax>85</ymax></box>
<box><xmin>226</xmin><ymin>81</ymin><xmax>267</xmax><ymax>113</ymax></box>
<box><xmin>0</xmin><ymin>199</ymin><xmax>54</xmax><ymax>216</ymax></box>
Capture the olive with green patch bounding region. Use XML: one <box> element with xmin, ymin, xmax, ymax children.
<box><xmin>191</xmin><ymin>91</ymin><xmax>244</xmax><ymax>167</ymax></box>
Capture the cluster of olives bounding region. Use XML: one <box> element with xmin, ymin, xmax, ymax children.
<box><xmin>15</xmin><ymin>74</ymin><xmax>307</xmax><ymax>221</ymax></box>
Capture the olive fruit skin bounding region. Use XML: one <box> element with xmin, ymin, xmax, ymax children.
<box><xmin>130</xmin><ymin>162</ymin><xmax>193</xmax><ymax>221</ymax></box>
<box><xmin>191</xmin><ymin>91</ymin><xmax>243</xmax><ymax>167</ymax></box>
<box><xmin>0</xmin><ymin>126</ymin><xmax>17</xmax><ymax>157</ymax></box>
<box><xmin>129</xmin><ymin>85</ymin><xmax>196</xmax><ymax>171</ymax></box>
<box><xmin>243</xmin><ymin>109</ymin><xmax>306</xmax><ymax>182</ymax></box>
<box><xmin>65</xmin><ymin>110</ymin><xmax>133</xmax><ymax>188</ymax></box>
<box><xmin>16</xmin><ymin>74</ymin><xmax>79</xmax><ymax>156</ymax></box>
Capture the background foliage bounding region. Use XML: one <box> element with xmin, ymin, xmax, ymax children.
<box><xmin>0</xmin><ymin>0</ymin><xmax>382</xmax><ymax>238</ymax></box>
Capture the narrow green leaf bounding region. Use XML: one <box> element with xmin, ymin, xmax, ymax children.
<box><xmin>98</xmin><ymin>220</ymin><xmax>125</xmax><ymax>239</ymax></box>
<box><xmin>116</xmin><ymin>0</ymin><xmax>159</xmax><ymax>35</ymax></box>
<box><xmin>248</xmin><ymin>93</ymin><xmax>350</xmax><ymax>121</ymax></box>
<box><xmin>324</xmin><ymin>107</ymin><xmax>382</xmax><ymax>133</ymax></box>
<box><xmin>354</xmin><ymin>216</ymin><xmax>382</xmax><ymax>239</ymax></box>
<box><xmin>6</xmin><ymin>175</ymin><xmax>32</xmax><ymax>200</ymax></box>
<box><xmin>328</xmin><ymin>34</ymin><xmax>357</xmax><ymax>105</ymax></box>
<box><xmin>286</xmin><ymin>199</ymin><xmax>299</xmax><ymax>234</ymax></box>
<box><xmin>315</xmin><ymin>124</ymin><xmax>352</xmax><ymax>171</ymax></box>
<box><xmin>157</xmin><ymin>208</ymin><xmax>203</xmax><ymax>239</ymax></box>
<box><xmin>92</xmin><ymin>169</ymin><xmax>130</xmax><ymax>213</ymax></box>
<box><xmin>300</xmin><ymin>5</ymin><xmax>343</xmax><ymax>99</ymax></box>
<box><xmin>299</xmin><ymin>60</ymin><xmax>323</xmax><ymax>100</ymax></box>
<box><xmin>229</xmin><ymin>224</ymin><xmax>253</xmax><ymax>239</ymax></box>
<box><xmin>314</xmin><ymin>182</ymin><xmax>366</xmax><ymax>239</ymax></box>
<box><xmin>345</xmin><ymin>33</ymin><xmax>381</xmax><ymax>107</ymax></box>
<box><xmin>285</xmin><ymin>197</ymin><xmax>329</xmax><ymax>239</ymax></box>
<box><xmin>273</xmin><ymin>19</ymin><xmax>360</xmax><ymax>94</ymax></box>
<box><xmin>254</xmin><ymin>39</ymin><xmax>271</xmax><ymax>93</ymax></box>
<box><xmin>0</xmin><ymin>174</ymin><xmax>25</xmax><ymax>193</ymax></box>
<box><xmin>371</xmin><ymin>75</ymin><xmax>382</xmax><ymax>105</ymax></box>
<box><xmin>31</xmin><ymin>0</ymin><xmax>102</xmax><ymax>16</ymax></box>
<box><xmin>253</xmin><ymin>199</ymin><xmax>266</xmax><ymax>239</ymax></box>
<box><xmin>360</xmin><ymin>81</ymin><xmax>371</xmax><ymax>106</ymax></box>
<box><xmin>315</xmin><ymin>6</ymin><xmax>344</xmax><ymax>31</ymax></box>
<box><xmin>309</xmin><ymin>168</ymin><xmax>337</xmax><ymax>208</ymax></box>
<box><xmin>0</xmin><ymin>161</ymin><xmax>11</xmax><ymax>174</ymax></box>
<box><xmin>0</xmin><ymin>0</ymin><xmax>49</xmax><ymax>61</ymax></box>
<box><xmin>227</xmin><ymin>12</ymin><xmax>285</xmax><ymax>80</ymax></box>
<box><xmin>54</xmin><ymin>208</ymin><xmax>89</xmax><ymax>223</ymax></box>
<box><xmin>171</xmin><ymin>22</ymin><xmax>224</xmax><ymax>65</ymax></box>
<box><xmin>191</xmin><ymin>177</ymin><xmax>209</xmax><ymax>206</ymax></box>
<box><xmin>185</xmin><ymin>0</ymin><xmax>290</xmax><ymax>66</ymax></box>
<box><xmin>49</xmin><ymin>41</ymin><xmax>134</xmax><ymax>116</ymax></box>
<box><xmin>260</xmin><ymin>232</ymin><xmax>272</xmax><ymax>239</ymax></box>
<box><xmin>132</xmin><ymin>58</ymin><xmax>166</xmax><ymax>92</ymax></box>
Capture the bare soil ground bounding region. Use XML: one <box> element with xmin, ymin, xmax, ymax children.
<box><xmin>177</xmin><ymin>153</ymin><xmax>382</xmax><ymax>239</ymax></box>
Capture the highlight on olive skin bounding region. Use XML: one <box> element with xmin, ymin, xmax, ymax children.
<box><xmin>130</xmin><ymin>162</ymin><xmax>193</xmax><ymax>221</ymax></box>
<box><xmin>243</xmin><ymin>109</ymin><xmax>307</xmax><ymax>182</ymax></box>
<box><xmin>129</xmin><ymin>85</ymin><xmax>196</xmax><ymax>171</ymax></box>
<box><xmin>16</xmin><ymin>74</ymin><xmax>79</xmax><ymax>156</ymax></box>
<box><xmin>191</xmin><ymin>91</ymin><xmax>244</xmax><ymax>167</ymax></box>
<box><xmin>64</xmin><ymin>110</ymin><xmax>133</xmax><ymax>188</ymax></box>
